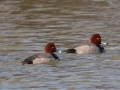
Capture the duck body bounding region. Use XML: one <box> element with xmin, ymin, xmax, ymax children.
<box><xmin>75</xmin><ymin>42</ymin><xmax>104</xmax><ymax>54</ymax></box>
<box><xmin>22</xmin><ymin>43</ymin><xmax>60</xmax><ymax>65</ymax></box>
<box><xmin>63</xmin><ymin>34</ymin><xmax>105</xmax><ymax>54</ymax></box>
<box><xmin>22</xmin><ymin>53</ymin><xmax>59</xmax><ymax>65</ymax></box>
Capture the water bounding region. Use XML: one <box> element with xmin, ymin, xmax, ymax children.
<box><xmin>0</xmin><ymin>0</ymin><xmax>120</xmax><ymax>89</ymax></box>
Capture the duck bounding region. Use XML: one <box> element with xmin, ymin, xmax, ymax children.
<box><xmin>63</xmin><ymin>34</ymin><xmax>105</xmax><ymax>54</ymax></box>
<box><xmin>22</xmin><ymin>43</ymin><xmax>60</xmax><ymax>65</ymax></box>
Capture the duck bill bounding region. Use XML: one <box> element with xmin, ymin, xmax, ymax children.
<box><xmin>101</xmin><ymin>42</ymin><xmax>108</xmax><ymax>45</ymax></box>
<box><xmin>55</xmin><ymin>49</ymin><xmax>62</xmax><ymax>53</ymax></box>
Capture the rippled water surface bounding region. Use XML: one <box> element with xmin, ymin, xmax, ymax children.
<box><xmin>0</xmin><ymin>0</ymin><xmax>120</xmax><ymax>90</ymax></box>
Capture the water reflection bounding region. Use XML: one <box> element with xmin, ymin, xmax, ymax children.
<box><xmin>0</xmin><ymin>0</ymin><xmax>120</xmax><ymax>89</ymax></box>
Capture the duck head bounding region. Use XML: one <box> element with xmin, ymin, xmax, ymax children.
<box><xmin>44</xmin><ymin>43</ymin><xmax>57</xmax><ymax>54</ymax></box>
<box><xmin>88</xmin><ymin>34</ymin><xmax>101</xmax><ymax>46</ymax></box>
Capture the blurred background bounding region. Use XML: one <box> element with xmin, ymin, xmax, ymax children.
<box><xmin>0</xmin><ymin>0</ymin><xmax>120</xmax><ymax>89</ymax></box>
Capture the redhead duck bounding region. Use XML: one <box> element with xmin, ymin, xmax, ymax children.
<box><xmin>22</xmin><ymin>43</ymin><xmax>60</xmax><ymax>65</ymax></box>
<box><xmin>63</xmin><ymin>34</ymin><xmax>105</xmax><ymax>54</ymax></box>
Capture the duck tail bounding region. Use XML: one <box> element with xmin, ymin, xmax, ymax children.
<box><xmin>63</xmin><ymin>48</ymin><xmax>76</xmax><ymax>53</ymax></box>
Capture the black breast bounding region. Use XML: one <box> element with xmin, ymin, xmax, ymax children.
<box><xmin>52</xmin><ymin>54</ymin><xmax>60</xmax><ymax>61</ymax></box>
<box><xmin>98</xmin><ymin>45</ymin><xmax>105</xmax><ymax>53</ymax></box>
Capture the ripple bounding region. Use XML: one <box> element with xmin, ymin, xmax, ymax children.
<box><xmin>0</xmin><ymin>0</ymin><xmax>120</xmax><ymax>89</ymax></box>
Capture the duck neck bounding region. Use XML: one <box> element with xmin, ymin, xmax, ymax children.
<box><xmin>52</xmin><ymin>54</ymin><xmax>60</xmax><ymax>61</ymax></box>
<box><xmin>97</xmin><ymin>45</ymin><xmax>105</xmax><ymax>53</ymax></box>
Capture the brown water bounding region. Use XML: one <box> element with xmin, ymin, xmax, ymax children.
<box><xmin>0</xmin><ymin>0</ymin><xmax>120</xmax><ymax>89</ymax></box>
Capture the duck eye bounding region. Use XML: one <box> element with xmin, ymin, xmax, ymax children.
<box><xmin>52</xmin><ymin>47</ymin><xmax>55</xmax><ymax>49</ymax></box>
<box><xmin>96</xmin><ymin>38</ymin><xmax>100</xmax><ymax>40</ymax></box>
